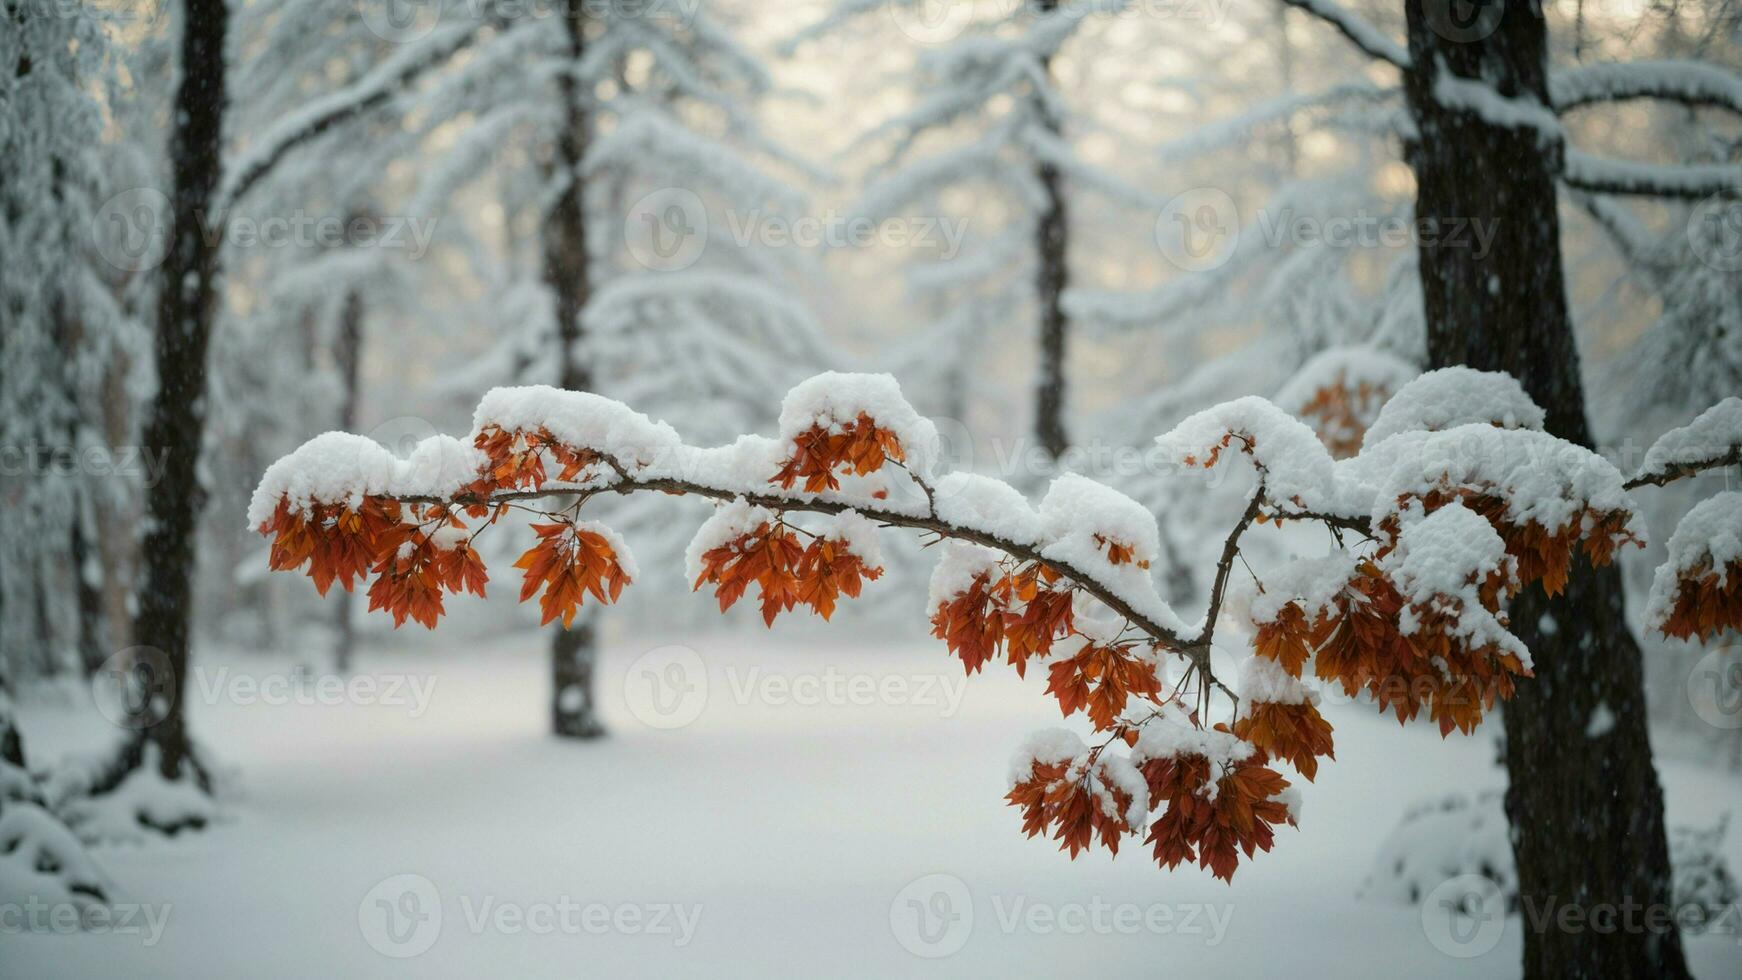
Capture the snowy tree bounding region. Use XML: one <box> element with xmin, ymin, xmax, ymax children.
<box><xmin>0</xmin><ymin>1</ymin><xmax>144</xmax><ymax>684</ymax></box>
<box><xmin>791</xmin><ymin>0</ymin><xmax>1157</xmax><ymax>462</ymax></box>
<box><xmin>381</xmin><ymin>0</ymin><xmax>830</xmax><ymax>735</ymax></box>
<box><xmin>248</xmin><ymin>368</ymin><xmax>1741</xmax><ymax>885</ymax></box>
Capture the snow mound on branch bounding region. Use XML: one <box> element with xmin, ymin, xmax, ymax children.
<box><xmin>1637</xmin><ymin>397</ymin><xmax>1742</xmax><ymax>484</ymax></box>
<box><xmin>1645</xmin><ymin>492</ymin><xmax>1742</xmax><ymax>628</ymax></box>
<box><xmin>246</xmin><ymin>432</ymin><xmax>401</xmax><ymax>527</ymax></box>
<box><xmin>1038</xmin><ymin>473</ymin><xmax>1160</xmax><ymax>566</ymax></box>
<box><xmin>1130</xmin><ymin>704</ymin><xmax>1254</xmax><ymax>772</ymax></box>
<box><xmin>777</xmin><ymin>372</ymin><xmax>941</xmax><ymax>477</ymax></box>
<box><xmin>1382</xmin><ymin>504</ymin><xmax>1526</xmax><ymax>664</ymax></box>
<box><xmin>394</xmin><ymin>435</ymin><xmax>490</xmax><ymax>499</ymax></box>
<box><xmin>0</xmin><ymin>802</ymin><xmax>109</xmax><ymax>909</ymax></box>
<box><xmin>1363</xmin><ymin>425</ymin><xmax>1640</xmax><ymax>540</ymax></box>
<box><xmin>1273</xmin><ymin>347</ymin><xmax>1418</xmax><ymax>416</ymax></box>
<box><xmin>474</xmin><ymin>385</ymin><xmax>683</xmax><ymax>467</ymax></box>
<box><xmin>1008</xmin><ymin>728</ymin><xmax>1087</xmax><ymax>785</ymax></box>
<box><xmin>1361</xmin><ymin>367</ymin><xmax>1545</xmax><ymax>449</ymax></box>
<box><xmin>683</xmin><ymin>499</ymin><xmax>778</xmax><ymax>584</ymax></box>
<box><xmin>927</xmin><ymin>540</ymin><xmax>1004</xmax><ymax>607</ymax></box>
<box><xmin>1248</xmin><ymin>552</ymin><xmax>1359</xmax><ymax>625</ymax></box>
<box><xmin>932</xmin><ymin>472</ymin><xmax>1042</xmax><ymax>544</ymax></box>
<box><xmin>1155</xmin><ymin>396</ymin><xmax>1339</xmax><ymax>510</ymax></box>
<box><xmin>246</xmin><ymin>432</ymin><xmax>490</xmax><ymax>529</ymax></box>
<box><xmin>1238</xmin><ymin>654</ymin><xmax>1316</xmax><ymax>707</ymax></box>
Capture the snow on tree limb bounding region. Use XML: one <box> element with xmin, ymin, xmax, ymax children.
<box><xmin>247</xmin><ymin>370</ymin><xmax>1738</xmax><ymax>880</ymax></box>
<box><xmin>1552</xmin><ymin>60</ymin><xmax>1742</xmax><ymax>116</ymax></box>
<box><xmin>216</xmin><ymin>20</ymin><xmax>496</xmax><ymax>211</ymax></box>
<box><xmin>1561</xmin><ymin>150</ymin><xmax>1742</xmax><ymax>200</ymax></box>
<box><xmin>1631</xmin><ymin>398</ymin><xmax>1742</xmax><ymax>489</ymax></box>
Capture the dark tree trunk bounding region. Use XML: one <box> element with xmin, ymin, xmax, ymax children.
<box><xmin>1032</xmin><ymin>0</ymin><xmax>1069</xmax><ymax>461</ymax></box>
<box><xmin>542</xmin><ymin>5</ymin><xmax>604</xmax><ymax>739</ymax></box>
<box><xmin>331</xmin><ymin>285</ymin><xmax>364</xmax><ymax>674</ymax></box>
<box><xmin>124</xmin><ymin>0</ymin><xmax>229</xmax><ymax>791</ymax></box>
<box><xmin>70</xmin><ymin>505</ymin><xmax>107</xmax><ymax>676</ymax></box>
<box><xmin>1402</xmin><ymin>3</ymin><xmax>1687</xmax><ymax>977</ymax></box>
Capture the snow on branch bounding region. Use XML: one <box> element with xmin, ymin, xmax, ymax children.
<box><xmin>247</xmin><ymin>369</ymin><xmax>1730</xmax><ymax>881</ymax></box>
<box><xmin>217</xmin><ymin>20</ymin><xmax>495</xmax><ymax>211</ymax></box>
<box><xmin>1631</xmin><ymin>398</ymin><xmax>1742</xmax><ymax>489</ymax></box>
<box><xmin>1274</xmin><ymin>0</ymin><xmax>1409</xmax><ymax>70</ymax></box>
<box><xmin>1561</xmin><ymin>150</ymin><xmax>1742</xmax><ymax>200</ymax></box>
<box><xmin>1552</xmin><ymin>60</ymin><xmax>1742</xmax><ymax>116</ymax></box>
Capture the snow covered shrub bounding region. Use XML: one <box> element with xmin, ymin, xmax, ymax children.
<box><xmin>1362</xmin><ymin>792</ymin><xmax>1737</xmax><ymax>920</ymax></box>
<box><xmin>249</xmin><ymin>369</ymin><xmax>1742</xmax><ymax>880</ymax></box>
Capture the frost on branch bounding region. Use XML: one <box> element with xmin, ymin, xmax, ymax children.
<box><xmin>1646</xmin><ymin>493</ymin><xmax>1742</xmax><ymax>641</ymax></box>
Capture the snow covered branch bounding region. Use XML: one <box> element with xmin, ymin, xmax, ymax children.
<box><xmin>1561</xmin><ymin>150</ymin><xmax>1742</xmax><ymax>200</ymax></box>
<box><xmin>1552</xmin><ymin>60</ymin><xmax>1742</xmax><ymax>116</ymax></box>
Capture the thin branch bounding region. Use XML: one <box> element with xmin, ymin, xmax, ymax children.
<box><xmin>1560</xmin><ymin>149</ymin><xmax>1742</xmax><ymax>199</ymax></box>
<box><xmin>1552</xmin><ymin>60</ymin><xmax>1742</xmax><ymax>116</ymax></box>
<box><xmin>1624</xmin><ymin>449</ymin><xmax>1742</xmax><ymax>490</ymax></box>
<box><xmin>397</xmin><ymin>473</ymin><xmax>1200</xmax><ymax>651</ymax></box>
<box><xmin>1274</xmin><ymin>0</ymin><xmax>1410</xmax><ymax>70</ymax></box>
<box><xmin>1196</xmin><ymin>485</ymin><xmax>1268</xmax><ymax>659</ymax></box>
<box><xmin>216</xmin><ymin>19</ymin><xmax>497</xmax><ymax>211</ymax></box>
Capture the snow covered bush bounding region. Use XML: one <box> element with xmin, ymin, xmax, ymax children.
<box><xmin>249</xmin><ymin>368</ymin><xmax>1742</xmax><ymax>880</ymax></box>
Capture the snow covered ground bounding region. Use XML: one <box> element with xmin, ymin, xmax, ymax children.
<box><xmin>11</xmin><ymin>628</ymin><xmax>1742</xmax><ymax>978</ymax></box>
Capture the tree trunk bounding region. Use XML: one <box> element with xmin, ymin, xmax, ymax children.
<box><xmin>331</xmin><ymin>285</ymin><xmax>364</xmax><ymax>674</ymax></box>
<box><xmin>541</xmin><ymin>4</ymin><xmax>604</xmax><ymax>739</ymax></box>
<box><xmin>124</xmin><ymin>0</ymin><xmax>229</xmax><ymax>791</ymax></box>
<box><xmin>1032</xmin><ymin>0</ymin><xmax>1070</xmax><ymax>461</ymax></box>
<box><xmin>1402</xmin><ymin>3</ymin><xmax>1688</xmax><ymax>977</ymax></box>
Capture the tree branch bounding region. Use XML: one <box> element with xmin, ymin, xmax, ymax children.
<box><xmin>1560</xmin><ymin>149</ymin><xmax>1742</xmax><ymax>200</ymax></box>
<box><xmin>216</xmin><ymin>20</ymin><xmax>497</xmax><ymax>211</ymax></box>
<box><xmin>1275</xmin><ymin>0</ymin><xmax>1409</xmax><ymax>70</ymax></box>
<box><xmin>1624</xmin><ymin>449</ymin><xmax>1742</xmax><ymax>490</ymax></box>
<box><xmin>1552</xmin><ymin>60</ymin><xmax>1742</xmax><ymax>116</ymax></box>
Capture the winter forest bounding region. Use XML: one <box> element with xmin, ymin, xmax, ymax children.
<box><xmin>4</xmin><ymin>0</ymin><xmax>1742</xmax><ymax>977</ymax></box>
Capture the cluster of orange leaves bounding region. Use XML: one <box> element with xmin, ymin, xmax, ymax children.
<box><xmin>1044</xmin><ymin>643</ymin><xmax>1166</xmax><ymax>731</ymax></box>
<box><xmin>772</xmin><ymin>412</ymin><xmax>905</xmax><ymax>492</ymax></box>
<box><xmin>930</xmin><ymin>561</ymin><xmax>1076</xmax><ymax>679</ymax></box>
<box><xmin>1008</xmin><ymin>757</ymin><xmax>1139</xmax><ymax>858</ymax></box>
<box><xmin>1256</xmin><ymin>560</ymin><xmax>1526</xmax><ymax>736</ymax></box>
<box><xmin>690</xmin><ymin>520</ymin><xmax>883</xmax><ymax>626</ymax></box>
<box><xmin>1296</xmin><ymin>378</ymin><xmax>1395</xmax><ymax>459</ymax></box>
<box><xmin>1656</xmin><ymin>560</ymin><xmax>1742</xmax><ymax>642</ymax></box>
<box><xmin>1142</xmin><ymin>748</ymin><xmax>1295</xmax><ymax>882</ymax></box>
<box><xmin>514</xmin><ymin>521</ymin><xmax>632</xmax><ymax>628</ymax></box>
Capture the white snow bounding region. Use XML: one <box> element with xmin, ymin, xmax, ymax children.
<box><xmin>1238</xmin><ymin>654</ymin><xmax>1317</xmax><ymax>708</ymax></box>
<box><xmin>1381</xmin><ymin>504</ymin><xmax>1527</xmax><ymax>665</ymax></box>
<box><xmin>1637</xmin><ymin>397</ymin><xmax>1742</xmax><ymax>484</ymax></box>
<box><xmin>1273</xmin><ymin>347</ymin><xmax>1418</xmax><ymax>420</ymax></box>
<box><xmin>1037</xmin><ymin>473</ymin><xmax>1161</xmax><ymax>569</ymax></box>
<box><xmin>1361</xmin><ymin>367</ymin><xmax>1545</xmax><ymax>450</ymax></box>
<box><xmin>683</xmin><ymin>499</ymin><xmax>779</xmax><ymax>584</ymax></box>
<box><xmin>1644</xmin><ymin>492</ymin><xmax>1742</xmax><ymax>630</ymax></box>
<box><xmin>1155</xmin><ymin>396</ymin><xmax>1340</xmax><ymax>511</ymax></box>
<box><xmin>777</xmin><ymin>372</ymin><xmax>941</xmax><ymax>479</ymax></box>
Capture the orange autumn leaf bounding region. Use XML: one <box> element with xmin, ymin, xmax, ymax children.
<box><xmin>1655</xmin><ymin>560</ymin><xmax>1742</xmax><ymax>642</ymax></box>
<box><xmin>513</xmin><ymin>521</ymin><xmax>631</xmax><ymax>628</ymax></box>
<box><xmin>1007</xmin><ymin>757</ymin><xmax>1138</xmax><ymax>859</ymax></box>
<box><xmin>1044</xmin><ymin>643</ymin><xmax>1165</xmax><ymax>731</ymax></box>
<box><xmin>1234</xmin><ymin>701</ymin><xmax>1335</xmax><ymax>781</ymax></box>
